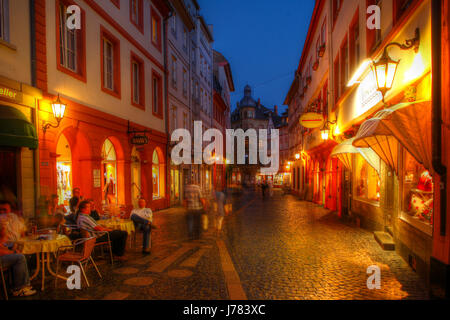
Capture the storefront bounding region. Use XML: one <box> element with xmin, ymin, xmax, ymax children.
<box><xmin>38</xmin><ymin>95</ymin><xmax>169</xmax><ymax>213</ymax></box>
<box><xmin>0</xmin><ymin>77</ymin><xmax>41</xmax><ymax>219</ymax></box>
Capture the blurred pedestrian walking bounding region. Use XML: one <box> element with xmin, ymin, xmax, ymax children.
<box><xmin>183</xmin><ymin>184</ymin><xmax>206</xmax><ymax>240</ymax></box>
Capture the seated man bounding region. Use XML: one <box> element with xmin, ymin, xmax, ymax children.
<box><xmin>0</xmin><ymin>201</ymin><xmax>26</xmax><ymax>242</ymax></box>
<box><xmin>130</xmin><ymin>198</ymin><xmax>154</xmax><ymax>254</ymax></box>
<box><xmin>76</xmin><ymin>200</ymin><xmax>128</xmax><ymax>261</ymax></box>
<box><xmin>0</xmin><ymin>223</ymin><xmax>37</xmax><ymax>297</ymax></box>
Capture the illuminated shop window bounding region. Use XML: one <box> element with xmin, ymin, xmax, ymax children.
<box><xmin>354</xmin><ymin>154</ymin><xmax>380</xmax><ymax>202</ymax></box>
<box><xmin>402</xmin><ymin>150</ymin><xmax>433</xmax><ymax>226</ymax></box>
<box><xmin>102</xmin><ymin>139</ymin><xmax>117</xmax><ymax>204</ymax></box>
<box><xmin>152</xmin><ymin>150</ymin><xmax>160</xmax><ymax>199</ymax></box>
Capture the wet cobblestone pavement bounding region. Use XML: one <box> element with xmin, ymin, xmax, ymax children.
<box><xmin>19</xmin><ymin>189</ymin><xmax>428</xmax><ymax>300</ymax></box>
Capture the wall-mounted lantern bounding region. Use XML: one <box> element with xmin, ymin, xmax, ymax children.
<box><xmin>43</xmin><ymin>94</ymin><xmax>66</xmax><ymax>133</ymax></box>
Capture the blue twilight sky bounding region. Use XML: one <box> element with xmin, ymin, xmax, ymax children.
<box><xmin>198</xmin><ymin>0</ymin><xmax>316</xmax><ymax>114</ymax></box>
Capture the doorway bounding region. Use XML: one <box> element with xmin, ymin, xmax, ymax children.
<box><xmin>131</xmin><ymin>147</ymin><xmax>141</xmax><ymax>209</ymax></box>
<box><xmin>341</xmin><ymin>166</ymin><xmax>352</xmax><ymax>217</ymax></box>
<box><xmin>56</xmin><ymin>134</ymin><xmax>72</xmax><ymax>206</ymax></box>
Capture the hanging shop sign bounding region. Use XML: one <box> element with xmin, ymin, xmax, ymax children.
<box><xmin>299</xmin><ymin>112</ymin><xmax>325</xmax><ymax>129</ymax></box>
<box><xmin>130</xmin><ymin>134</ymin><xmax>149</xmax><ymax>146</ymax></box>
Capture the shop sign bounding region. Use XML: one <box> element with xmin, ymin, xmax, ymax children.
<box><xmin>356</xmin><ymin>72</ymin><xmax>382</xmax><ymax>117</ymax></box>
<box><xmin>131</xmin><ymin>135</ymin><xmax>149</xmax><ymax>146</ymax></box>
<box><xmin>0</xmin><ymin>86</ymin><xmax>22</xmax><ymax>103</ymax></box>
<box><xmin>93</xmin><ymin>169</ymin><xmax>101</xmax><ymax>188</ymax></box>
<box><xmin>299</xmin><ymin>113</ymin><xmax>324</xmax><ymax>129</ymax></box>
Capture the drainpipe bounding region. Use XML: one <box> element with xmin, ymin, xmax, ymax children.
<box><xmin>30</xmin><ymin>0</ymin><xmax>41</xmax><ymax>217</ymax></box>
<box><xmin>163</xmin><ymin>2</ymin><xmax>174</xmax><ymax>208</ymax></box>
<box><xmin>432</xmin><ymin>0</ymin><xmax>447</xmax><ymax>236</ymax></box>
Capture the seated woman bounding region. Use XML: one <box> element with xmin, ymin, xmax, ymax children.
<box><xmin>130</xmin><ymin>198</ymin><xmax>154</xmax><ymax>254</ymax></box>
<box><xmin>76</xmin><ymin>201</ymin><xmax>128</xmax><ymax>261</ymax></box>
<box><xmin>0</xmin><ymin>223</ymin><xmax>37</xmax><ymax>297</ymax></box>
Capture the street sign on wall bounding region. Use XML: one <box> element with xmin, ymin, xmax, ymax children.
<box><xmin>299</xmin><ymin>112</ymin><xmax>325</xmax><ymax>129</ymax></box>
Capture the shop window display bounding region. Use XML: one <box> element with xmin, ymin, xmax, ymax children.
<box><xmin>102</xmin><ymin>139</ymin><xmax>117</xmax><ymax>204</ymax></box>
<box><xmin>152</xmin><ymin>150</ymin><xmax>160</xmax><ymax>199</ymax></box>
<box><xmin>402</xmin><ymin>150</ymin><xmax>433</xmax><ymax>225</ymax></box>
<box><xmin>354</xmin><ymin>154</ymin><xmax>380</xmax><ymax>202</ymax></box>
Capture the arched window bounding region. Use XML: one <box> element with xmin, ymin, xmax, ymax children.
<box><xmin>152</xmin><ymin>149</ymin><xmax>161</xmax><ymax>199</ymax></box>
<box><xmin>102</xmin><ymin>139</ymin><xmax>117</xmax><ymax>204</ymax></box>
<box><xmin>56</xmin><ymin>134</ymin><xmax>72</xmax><ymax>205</ymax></box>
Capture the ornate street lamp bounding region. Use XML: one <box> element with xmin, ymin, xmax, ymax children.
<box><xmin>372</xmin><ymin>28</ymin><xmax>420</xmax><ymax>102</ymax></box>
<box><xmin>43</xmin><ymin>94</ymin><xmax>66</xmax><ymax>133</ymax></box>
<box><xmin>320</xmin><ymin>120</ymin><xmax>336</xmax><ymax>141</ymax></box>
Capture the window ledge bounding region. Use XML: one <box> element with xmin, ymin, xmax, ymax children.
<box><xmin>0</xmin><ymin>39</ymin><xmax>17</xmax><ymax>51</ymax></box>
<box><xmin>399</xmin><ymin>212</ymin><xmax>432</xmax><ymax>236</ymax></box>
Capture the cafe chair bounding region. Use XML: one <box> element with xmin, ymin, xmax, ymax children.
<box><xmin>90</xmin><ymin>230</ymin><xmax>114</xmax><ymax>265</ymax></box>
<box><xmin>54</xmin><ymin>237</ymin><xmax>102</xmax><ymax>289</ymax></box>
<box><xmin>0</xmin><ymin>260</ymin><xmax>9</xmax><ymax>300</ymax></box>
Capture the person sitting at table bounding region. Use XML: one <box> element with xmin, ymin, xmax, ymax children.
<box><xmin>0</xmin><ymin>223</ymin><xmax>37</xmax><ymax>297</ymax></box>
<box><xmin>130</xmin><ymin>198</ymin><xmax>154</xmax><ymax>254</ymax></box>
<box><xmin>48</xmin><ymin>194</ymin><xmax>67</xmax><ymax>216</ymax></box>
<box><xmin>87</xmin><ymin>199</ymin><xmax>101</xmax><ymax>221</ymax></box>
<box><xmin>0</xmin><ymin>201</ymin><xmax>26</xmax><ymax>242</ymax></box>
<box><xmin>76</xmin><ymin>201</ymin><xmax>128</xmax><ymax>261</ymax></box>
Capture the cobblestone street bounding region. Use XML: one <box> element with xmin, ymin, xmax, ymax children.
<box><xmin>28</xmin><ymin>189</ymin><xmax>428</xmax><ymax>300</ymax></box>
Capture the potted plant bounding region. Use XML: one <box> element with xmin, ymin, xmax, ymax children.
<box><xmin>318</xmin><ymin>44</ymin><xmax>326</xmax><ymax>58</ymax></box>
<box><xmin>313</xmin><ymin>60</ymin><xmax>319</xmax><ymax>71</ymax></box>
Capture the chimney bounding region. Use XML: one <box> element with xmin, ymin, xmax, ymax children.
<box><xmin>274</xmin><ymin>105</ymin><xmax>278</xmax><ymax>115</ymax></box>
<box><xmin>257</xmin><ymin>98</ymin><xmax>261</xmax><ymax>107</ymax></box>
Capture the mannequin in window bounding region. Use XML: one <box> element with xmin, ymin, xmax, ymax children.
<box><xmin>104</xmin><ymin>174</ymin><xmax>116</xmax><ymax>204</ymax></box>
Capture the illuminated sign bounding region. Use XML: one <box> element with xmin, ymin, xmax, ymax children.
<box><xmin>299</xmin><ymin>112</ymin><xmax>325</xmax><ymax>129</ymax></box>
<box><xmin>356</xmin><ymin>71</ymin><xmax>383</xmax><ymax>117</ymax></box>
<box><xmin>0</xmin><ymin>86</ymin><xmax>22</xmax><ymax>103</ymax></box>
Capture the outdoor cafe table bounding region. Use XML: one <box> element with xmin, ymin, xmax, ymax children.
<box><xmin>15</xmin><ymin>235</ymin><xmax>72</xmax><ymax>291</ymax></box>
<box><xmin>98</xmin><ymin>219</ymin><xmax>135</xmax><ymax>235</ymax></box>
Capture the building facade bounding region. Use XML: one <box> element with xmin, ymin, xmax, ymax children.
<box><xmin>213</xmin><ymin>50</ymin><xmax>234</xmax><ymax>191</ymax></box>
<box><xmin>0</xmin><ymin>0</ymin><xmax>174</xmax><ymax>218</ymax></box>
<box><xmin>285</xmin><ymin>0</ymin><xmax>445</xmax><ymax>291</ymax></box>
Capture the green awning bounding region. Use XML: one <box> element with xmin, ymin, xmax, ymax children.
<box><xmin>0</xmin><ymin>105</ymin><xmax>38</xmax><ymax>149</ymax></box>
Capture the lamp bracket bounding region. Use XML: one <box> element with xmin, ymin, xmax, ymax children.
<box><xmin>383</xmin><ymin>28</ymin><xmax>420</xmax><ymax>57</ymax></box>
<box><xmin>43</xmin><ymin>118</ymin><xmax>62</xmax><ymax>134</ymax></box>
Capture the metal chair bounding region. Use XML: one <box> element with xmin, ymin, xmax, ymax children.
<box><xmin>89</xmin><ymin>230</ymin><xmax>114</xmax><ymax>265</ymax></box>
<box><xmin>55</xmin><ymin>237</ymin><xmax>102</xmax><ymax>288</ymax></box>
<box><xmin>0</xmin><ymin>259</ymin><xmax>9</xmax><ymax>300</ymax></box>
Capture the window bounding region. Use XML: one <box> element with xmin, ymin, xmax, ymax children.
<box><xmin>171</xmin><ymin>14</ymin><xmax>177</xmax><ymax>36</ymax></box>
<box><xmin>101</xmin><ymin>27</ymin><xmax>121</xmax><ymax>98</ymax></box>
<box><xmin>102</xmin><ymin>139</ymin><xmax>118</xmax><ymax>204</ymax></box>
<box><xmin>171</xmin><ymin>55</ymin><xmax>177</xmax><ymax>88</ymax></box>
<box><xmin>321</xmin><ymin>20</ymin><xmax>326</xmax><ymax>46</ymax></box>
<box><xmin>192</xmin><ymin>46</ymin><xmax>196</xmax><ymax>66</ymax></box>
<box><xmin>183</xmin><ymin>29</ymin><xmax>188</xmax><ymax>51</ymax></box>
<box><xmin>183</xmin><ymin>112</ymin><xmax>188</xmax><ymax>130</ymax></box>
<box><xmin>130</xmin><ymin>0</ymin><xmax>143</xmax><ymax>32</ymax></box>
<box><xmin>56</xmin><ymin>0</ymin><xmax>86</xmax><ymax>81</ymax></box>
<box><xmin>349</xmin><ymin>10</ymin><xmax>360</xmax><ymax>75</ymax></box>
<box><xmin>339</xmin><ymin>37</ymin><xmax>348</xmax><ymax>97</ymax></box>
<box><xmin>354</xmin><ymin>154</ymin><xmax>380</xmax><ymax>202</ymax></box>
<box><xmin>151</xmin><ymin>7</ymin><xmax>161</xmax><ymax>51</ymax></box>
<box><xmin>131</xmin><ymin>52</ymin><xmax>144</xmax><ymax>109</ymax></box>
<box><xmin>401</xmin><ymin>149</ymin><xmax>433</xmax><ymax>227</ymax></box>
<box><xmin>333</xmin><ymin>0</ymin><xmax>343</xmax><ymax>24</ymax></box>
<box><xmin>152</xmin><ymin>70</ymin><xmax>163</xmax><ymax>117</ymax></box>
<box><xmin>333</xmin><ymin>56</ymin><xmax>340</xmax><ymax>104</ymax></box>
<box><xmin>152</xmin><ymin>150</ymin><xmax>160</xmax><ymax>199</ymax></box>
<box><xmin>0</xmin><ymin>0</ymin><xmax>9</xmax><ymax>42</ymax></box>
<box><xmin>171</xmin><ymin>106</ymin><xmax>177</xmax><ymax>131</ymax></box>
<box><xmin>367</xmin><ymin>0</ymin><xmax>382</xmax><ymax>54</ymax></box>
<box><xmin>394</xmin><ymin>0</ymin><xmax>415</xmax><ymax>24</ymax></box>
<box><xmin>183</xmin><ymin>68</ymin><xmax>187</xmax><ymax>97</ymax></box>
<box><xmin>200</xmin><ymin>54</ymin><xmax>203</xmax><ymax>76</ymax></box>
